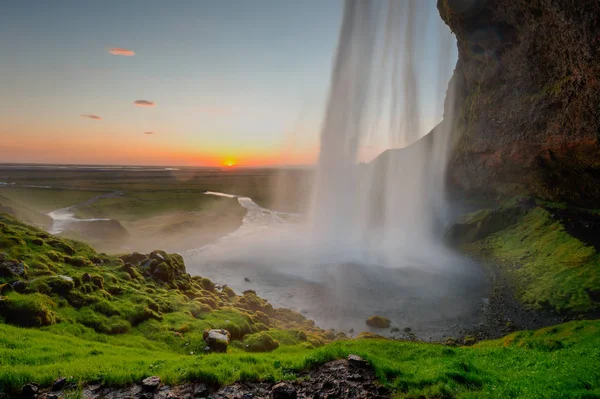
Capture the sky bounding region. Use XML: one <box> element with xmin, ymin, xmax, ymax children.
<box><xmin>0</xmin><ymin>0</ymin><xmax>456</xmax><ymax>167</ymax></box>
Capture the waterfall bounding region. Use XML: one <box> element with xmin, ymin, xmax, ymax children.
<box><xmin>309</xmin><ymin>0</ymin><xmax>456</xmax><ymax>265</ymax></box>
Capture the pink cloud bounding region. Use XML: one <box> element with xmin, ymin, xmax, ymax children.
<box><xmin>134</xmin><ymin>100</ymin><xmax>156</xmax><ymax>107</ymax></box>
<box><xmin>80</xmin><ymin>114</ymin><xmax>102</xmax><ymax>120</ymax></box>
<box><xmin>143</xmin><ymin>132</ymin><xmax>156</xmax><ymax>135</ymax></box>
<box><xmin>109</xmin><ymin>47</ymin><xmax>135</xmax><ymax>56</ymax></box>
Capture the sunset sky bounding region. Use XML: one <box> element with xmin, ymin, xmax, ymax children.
<box><xmin>0</xmin><ymin>0</ymin><xmax>455</xmax><ymax>167</ymax></box>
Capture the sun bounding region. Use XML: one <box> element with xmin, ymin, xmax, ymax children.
<box><xmin>223</xmin><ymin>159</ymin><xmax>237</xmax><ymax>167</ymax></box>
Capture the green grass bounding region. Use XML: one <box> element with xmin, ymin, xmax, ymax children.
<box><xmin>72</xmin><ymin>190</ymin><xmax>243</xmax><ymax>221</ymax></box>
<box><xmin>1</xmin><ymin>321</ymin><xmax>599</xmax><ymax>398</ymax></box>
<box><xmin>462</xmin><ymin>207</ymin><xmax>600</xmax><ymax>315</ymax></box>
<box><xmin>0</xmin><ymin>188</ymin><xmax>100</xmax><ymax>213</ymax></box>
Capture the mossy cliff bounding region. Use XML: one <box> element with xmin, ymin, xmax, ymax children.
<box><xmin>438</xmin><ymin>0</ymin><xmax>600</xmax><ymax>206</ymax></box>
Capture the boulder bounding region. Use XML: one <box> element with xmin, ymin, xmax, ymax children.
<box><xmin>52</xmin><ymin>377</ymin><xmax>67</xmax><ymax>391</ymax></box>
<box><xmin>366</xmin><ymin>315</ymin><xmax>391</xmax><ymax>329</ymax></box>
<box><xmin>141</xmin><ymin>376</ymin><xmax>161</xmax><ymax>393</ymax></box>
<box><xmin>11</xmin><ymin>280</ymin><xmax>28</xmax><ymax>293</ymax></box>
<box><xmin>271</xmin><ymin>382</ymin><xmax>297</xmax><ymax>399</ymax></box>
<box><xmin>203</xmin><ymin>329</ymin><xmax>230</xmax><ymax>353</ymax></box>
<box><xmin>21</xmin><ymin>383</ymin><xmax>38</xmax><ymax>398</ymax></box>
<box><xmin>347</xmin><ymin>354</ymin><xmax>369</xmax><ymax>369</ymax></box>
<box><xmin>0</xmin><ymin>259</ymin><xmax>27</xmax><ymax>278</ymax></box>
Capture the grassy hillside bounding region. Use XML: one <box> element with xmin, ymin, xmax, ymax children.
<box><xmin>0</xmin><ymin>194</ymin><xmax>51</xmax><ymax>228</ymax></box>
<box><xmin>1</xmin><ymin>318</ymin><xmax>599</xmax><ymax>398</ymax></box>
<box><xmin>451</xmin><ymin>205</ymin><xmax>600</xmax><ymax>316</ymax></box>
<box><xmin>1</xmin><ymin>212</ymin><xmax>600</xmax><ymax>398</ymax></box>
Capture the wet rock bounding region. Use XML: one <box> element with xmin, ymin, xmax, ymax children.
<box><xmin>366</xmin><ymin>315</ymin><xmax>391</xmax><ymax>329</ymax></box>
<box><xmin>11</xmin><ymin>280</ymin><xmax>28</xmax><ymax>293</ymax></box>
<box><xmin>203</xmin><ymin>329</ymin><xmax>230</xmax><ymax>353</ymax></box>
<box><xmin>348</xmin><ymin>354</ymin><xmax>368</xmax><ymax>368</ymax></box>
<box><xmin>0</xmin><ymin>259</ymin><xmax>27</xmax><ymax>278</ymax></box>
<box><xmin>21</xmin><ymin>383</ymin><xmax>38</xmax><ymax>398</ymax></box>
<box><xmin>272</xmin><ymin>382</ymin><xmax>297</xmax><ymax>399</ymax></box>
<box><xmin>142</xmin><ymin>376</ymin><xmax>161</xmax><ymax>392</ymax></box>
<box><xmin>52</xmin><ymin>378</ymin><xmax>67</xmax><ymax>391</ymax></box>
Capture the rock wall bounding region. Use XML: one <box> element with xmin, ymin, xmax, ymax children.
<box><xmin>439</xmin><ymin>0</ymin><xmax>600</xmax><ymax>206</ymax></box>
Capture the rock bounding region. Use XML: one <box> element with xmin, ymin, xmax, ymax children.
<box><xmin>142</xmin><ymin>376</ymin><xmax>161</xmax><ymax>392</ymax></box>
<box><xmin>0</xmin><ymin>259</ymin><xmax>27</xmax><ymax>278</ymax></box>
<box><xmin>193</xmin><ymin>383</ymin><xmax>209</xmax><ymax>397</ymax></box>
<box><xmin>21</xmin><ymin>383</ymin><xmax>38</xmax><ymax>398</ymax></box>
<box><xmin>47</xmin><ymin>393</ymin><xmax>59</xmax><ymax>399</ymax></box>
<box><xmin>120</xmin><ymin>252</ymin><xmax>146</xmax><ymax>266</ymax></box>
<box><xmin>348</xmin><ymin>354</ymin><xmax>369</xmax><ymax>368</ymax></box>
<box><xmin>52</xmin><ymin>377</ymin><xmax>67</xmax><ymax>391</ymax></box>
<box><xmin>11</xmin><ymin>280</ymin><xmax>28</xmax><ymax>293</ymax></box>
<box><xmin>366</xmin><ymin>315</ymin><xmax>391</xmax><ymax>329</ymax></box>
<box><xmin>203</xmin><ymin>329</ymin><xmax>230</xmax><ymax>353</ymax></box>
<box><xmin>244</xmin><ymin>277</ymin><xmax>251</xmax><ymax>282</ymax></box>
<box><xmin>463</xmin><ymin>335</ymin><xmax>477</xmax><ymax>346</ymax></box>
<box><xmin>0</xmin><ymin>283</ymin><xmax>14</xmax><ymax>294</ymax></box>
<box><xmin>271</xmin><ymin>382</ymin><xmax>297</xmax><ymax>399</ymax></box>
<box><xmin>438</xmin><ymin>0</ymin><xmax>600</xmax><ymax>207</ymax></box>
<box><xmin>81</xmin><ymin>273</ymin><xmax>92</xmax><ymax>282</ymax></box>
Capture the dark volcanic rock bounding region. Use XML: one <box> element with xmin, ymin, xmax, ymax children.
<box><xmin>37</xmin><ymin>359</ymin><xmax>390</xmax><ymax>399</ymax></box>
<box><xmin>272</xmin><ymin>382</ymin><xmax>297</xmax><ymax>399</ymax></box>
<box><xmin>141</xmin><ymin>376</ymin><xmax>161</xmax><ymax>393</ymax></box>
<box><xmin>0</xmin><ymin>259</ymin><xmax>27</xmax><ymax>278</ymax></box>
<box><xmin>438</xmin><ymin>0</ymin><xmax>600</xmax><ymax>206</ymax></box>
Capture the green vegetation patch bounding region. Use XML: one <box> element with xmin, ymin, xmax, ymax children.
<box><xmin>460</xmin><ymin>207</ymin><xmax>600</xmax><ymax>314</ymax></box>
<box><xmin>1</xmin><ymin>321</ymin><xmax>599</xmax><ymax>398</ymax></box>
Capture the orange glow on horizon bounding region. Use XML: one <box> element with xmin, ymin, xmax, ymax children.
<box><xmin>222</xmin><ymin>159</ymin><xmax>237</xmax><ymax>167</ymax></box>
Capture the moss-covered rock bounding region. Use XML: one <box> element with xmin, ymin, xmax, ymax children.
<box><xmin>243</xmin><ymin>332</ymin><xmax>280</xmax><ymax>353</ymax></box>
<box><xmin>0</xmin><ymin>293</ymin><xmax>56</xmax><ymax>327</ymax></box>
<box><xmin>366</xmin><ymin>315</ymin><xmax>391</xmax><ymax>329</ymax></box>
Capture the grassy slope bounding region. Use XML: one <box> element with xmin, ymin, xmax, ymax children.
<box><xmin>0</xmin><ymin>188</ymin><xmax>100</xmax><ymax>214</ymax></box>
<box><xmin>2</xmin><ymin>321</ymin><xmax>599</xmax><ymax>398</ymax></box>
<box><xmin>461</xmin><ymin>207</ymin><xmax>600</xmax><ymax>315</ymax></box>
<box><xmin>2</xmin><ymin>212</ymin><xmax>600</xmax><ymax>398</ymax></box>
<box><xmin>0</xmin><ymin>195</ymin><xmax>51</xmax><ymax>228</ymax></box>
<box><xmin>72</xmin><ymin>191</ymin><xmax>244</xmax><ymax>222</ymax></box>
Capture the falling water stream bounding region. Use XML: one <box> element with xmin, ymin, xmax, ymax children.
<box><xmin>185</xmin><ymin>0</ymin><xmax>486</xmax><ymax>339</ymax></box>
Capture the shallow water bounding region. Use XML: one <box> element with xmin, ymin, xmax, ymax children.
<box><xmin>184</xmin><ymin>192</ymin><xmax>487</xmax><ymax>339</ymax></box>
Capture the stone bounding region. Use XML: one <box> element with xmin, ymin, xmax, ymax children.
<box><xmin>366</xmin><ymin>315</ymin><xmax>391</xmax><ymax>329</ymax></box>
<box><xmin>271</xmin><ymin>382</ymin><xmax>297</xmax><ymax>399</ymax></box>
<box><xmin>142</xmin><ymin>376</ymin><xmax>161</xmax><ymax>392</ymax></box>
<box><xmin>0</xmin><ymin>259</ymin><xmax>27</xmax><ymax>278</ymax></box>
<box><xmin>21</xmin><ymin>383</ymin><xmax>38</xmax><ymax>398</ymax></box>
<box><xmin>81</xmin><ymin>273</ymin><xmax>92</xmax><ymax>282</ymax></box>
<box><xmin>52</xmin><ymin>377</ymin><xmax>67</xmax><ymax>391</ymax></box>
<box><xmin>244</xmin><ymin>277</ymin><xmax>251</xmax><ymax>282</ymax></box>
<box><xmin>11</xmin><ymin>280</ymin><xmax>28</xmax><ymax>293</ymax></box>
<box><xmin>203</xmin><ymin>329</ymin><xmax>230</xmax><ymax>353</ymax></box>
<box><xmin>348</xmin><ymin>354</ymin><xmax>369</xmax><ymax>369</ymax></box>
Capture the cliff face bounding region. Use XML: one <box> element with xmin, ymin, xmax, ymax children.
<box><xmin>439</xmin><ymin>0</ymin><xmax>600</xmax><ymax>206</ymax></box>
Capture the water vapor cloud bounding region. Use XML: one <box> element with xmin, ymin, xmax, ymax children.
<box><xmin>80</xmin><ymin>114</ymin><xmax>102</xmax><ymax>120</ymax></box>
<box><xmin>144</xmin><ymin>132</ymin><xmax>156</xmax><ymax>135</ymax></box>
<box><xmin>109</xmin><ymin>47</ymin><xmax>135</xmax><ymax>56</ymax></box>
<box><xmin>134</xmin><ymin>100</ymin><xmax>156</xmax><ymax>107</ymax></box>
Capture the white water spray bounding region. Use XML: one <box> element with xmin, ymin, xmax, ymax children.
<box><xmin>310</xmin><ymin>0</ymin><xmax>457</xmax><ymax>265</ymax></box>
<box><xmin>186</xmin><ymin>1</ymin><xmax>484</xmax><ymax>337</ymax></box>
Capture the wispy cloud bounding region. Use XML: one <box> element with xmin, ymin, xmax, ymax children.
<box><xmin>80</xmin><ymin>114</ymin><xmax>102</xmax><ymax>120</ymax></box>
<box><xmin>109</xmin><ymin>47</ymin><xmax>135</xmax><ymax>56</ymax></box>
<box><xmin>143</xmin><ymin>132</ymin><xmax>156</xmax><ymax>135</ymax></box>
<box><xmin>134</xmin><ymin>100</ymin><xmax>156</xmax><ymax>107</ymax></box>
